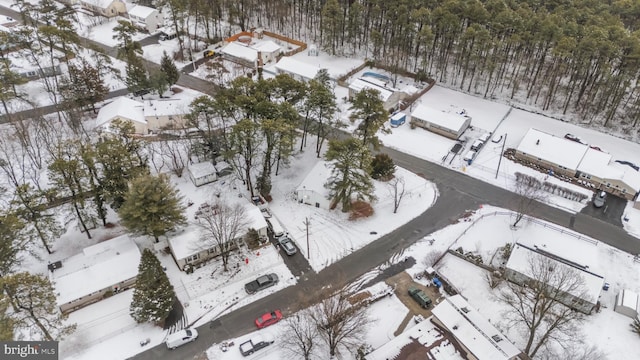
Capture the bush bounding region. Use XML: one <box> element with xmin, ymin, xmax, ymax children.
<box><xmin>349</xmin><ymin>201</ymin><xmax>374</xmax><ymax>220</ymax></box>
<box><xmin>370</xmin><ymin>153</ymin><xmax>396</xmax><ymax>181</ymax></box>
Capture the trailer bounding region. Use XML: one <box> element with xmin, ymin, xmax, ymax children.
<box><xmin>389</xmin><ymin>112</ymin><xmax>406</xmax><ymax>127</ymax></box>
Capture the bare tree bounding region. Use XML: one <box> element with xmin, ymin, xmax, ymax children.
<box><xmin>497</xmin><ymin>255</ymin><xmax>586</xmax><ymax>358</ymax></box>
<box><xmin>281</xmin><ymin>309</ymin><xmax>319</xmax><ymax>360</ymax></box>
<box><xmin>196</xmin><ymin>201</ymin><xmax>248</xmax><ymax>272</ymax></box>
<box><xmin>310</xmin><ymin>286</ymin><xmax>372</xmax><ymax>358</ymax></box>
<box><xmin>388</xmin><ymin>176</ymin><xmax>407</xmax><ymax>214</ymax></box>
<box><xmin>422</xmin><ymin>250</ymin><xmax>444</xmax><ymax>269</ymax></box>
<box><xmin>539</xmin><ymin>341</ymin><xmax>607</xmax><ymax>360</ymax></box>
<box><xmin>511</xmin><ymin>172</ymin><xmax>547</xmax><ymax>227</ymax></box>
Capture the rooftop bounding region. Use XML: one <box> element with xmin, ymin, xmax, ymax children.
<box><xmin>296</xmin><ymin>161</ymin><xmax>332</xmax><ymax>197</ymax></box>
<box><xmin>51</xmin><ymin>235</ymin><xmax>141</xmax><ymax>306</ymax></box>
<box><xmin>221</xmin><ymin>42</ymin><xmax>258</xmax><ymax>62</ymax></box>
<box><xmin>189</xmin><ymin>161</ymin><xmax>216</xmax><ymax>179</ymax></box>
<box><xmin>274</xmin><ymin>56</ymin><xmax>329</xmax><ymax>81</ymax></box>
<box><xmin>431</xmin><ymin>295</ymin><xmax>521</xmax><ymax>360</ymax></box>
<box><xmin>516</xmin><ymin>128</ymin><xmax>588</xmax><ymax>170</ymax></box>
<box><xmin>127</xmin><ymin>5</ymin><xmax>158</xmax><ymax>18</ymax></box>
<box><xmin>411</xmin><ymin>104</ymin><xmax>470</xmax><ymax>132</ymax></box>
<box><xmin>96</xmin><ymin>97</ymin><xmax>145</xmax><ymax>128</ymax></box>
<box><xmin>143</xmin><ymin>98</ymin><xmax>192</xmax><ymax>118</ymax></box>
<box><xmin>348</xmin><ymin>78</ymin><xmax>397</xmax><ymax>102</ymax></box>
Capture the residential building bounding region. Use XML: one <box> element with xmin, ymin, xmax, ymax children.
<box><xmin>410</xmin><ymin>104</ymin><xmax>472</xmax><ymax>140</ymax></box>
<box><xmin>348</xmin><ymin>77</ymin><xmax>407</xmax><ymax>111</ymax></box>
<box><xmin>143</xmin><ymin>98</ymin><xmax>191</xmax><ymax>131</ymax></box>
<box><xmin>127</xmin><ymin>5</ymin><xmax>163</xmax><ymax>33</ymax></box>
<box><xmin>273</xmin><ymin>56</ymin><xmax>333</xmax><ymax>86</ymax></box>
<box><xmin>220</xmin><ymin>40</ymin><xmax>282</xmax><ymax>69</ymax></box>
<box><xmin>50</xmin><ymin>235</ymin><xmax>141</xmax><ymax>314</ymax></box>
<box><xmin>188</xmin><ymin>162</ymin><xmax>217</xmax><ymax>187</ymax></box>
<box><xmin>80</xmin><ymin>0</ymin><xmax>126</xmax><ymax>17</ymax></box>
<box><xmin>294</xmin><ymin>161</ymin><xmax>333</xmax><ymax>210</ymax></box>
<box><xmin>95</xmin><ymin>97</ymin><xmax>147</xmax><ymax>134</ymax></box>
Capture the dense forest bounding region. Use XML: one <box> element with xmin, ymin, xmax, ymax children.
<box><xmin>154</xmin><ymin>0</ymin><xmax>640</xmax><ymax>136</ymax></box>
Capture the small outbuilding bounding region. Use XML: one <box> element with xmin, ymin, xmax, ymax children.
<box><xmin>614</xmin><ymin>289</ymin><xmax>640</xmax><ymax>319</ymax></box>
<box><xmin>295</xmin><ymin>161</ymin><xmax>333</xmax><ymax>209</ymax></box>
<box><xmin>410</xmin><ymin>104</ymin><xmax>472</xmax><ymax>140</ymax></box>
<box><xmin>188</xmin><ymin>161</ymin><xmax>217</xmax><ymax>187</ymax></box>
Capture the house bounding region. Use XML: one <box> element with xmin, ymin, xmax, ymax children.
<box><xmin>251</xmin><ymin>40</ymin><xmax>281</xmax><ymax>65</ymax></box>
<box><xmin>95</xmin><ymin>97</ymin><xmax>147</xmax><ymax>134</ymax></box>
<box><xmin>188</xmin><ymin>161</ymin><xmax>217</xmax><ymax>187</ymax></box>
<box><xmin>504</xmin><ymin>243</ymin><xmax>605</xmax><ymax>314</ymax></box>
<box><xmin>127</xmin><ymin>5</ymin><xmax>163</xmax><ymax>33</ymax></box>
<box><xmin>430</xmin><ymin>295</ymin><xmax>523</xmax><ymax>360</ymax></box>
<box><xmin>80</xmin><ymin>0</ymin><xmax>126</xmax><ymax>17</ymax></box>
<box><xmin>410</xmin><ymin>104</ymin><xmax>472</xmax><ymax>140</ymax></box>
<box><xmin>274</xmin><ymin>56</ymin><xmax>333</xmax><ymax>85</ymax></box>
<box><xmin>348</xmin><ymin>77</ymin><xmax>407</xmax><ymax>111</ymax></box>
<box><xmin>50</xmin><ymin>235</ymin><xmax>141</xmax><ymax>314</ymax></box>
<box><xmin>514</xmin><ymin>128</ymin><xmax>640</xmax><ymax>200</ymax></box>
<box><xmin>220</xmin><ymin>40</ymin><xmax>283</xmax><ymax>69</ymax></box>
<box><xmin>143</xmin><ymin>98</ymin><xmax>191</xmax><ymax>131</ymax></box>
<box><xmin>614</xmin><ymin>289</ymin><xmax>640</xmax><ymax>319</ymax></box>
<box><xmin>295</xmin><ymin>161</ymin><xmax>333</xmax><ymax>209</ymax></box>
<box><xmin>168</xmin><ymin>205</ymin><xmax>268</xmax><ymax>271</ymax></box>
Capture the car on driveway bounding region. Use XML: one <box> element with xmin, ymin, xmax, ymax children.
<box><xmin>593</xmin><ymin>191</ymin><xmax>607</xmax><ymax>208</ymax></box>
<box><xmin>408</xmin><ymin>286</ymin><xmax>432</xmax><ymax>309</ymax></box>
<box><xmin>278</xmin><ymin>236</ymin><xmax>297</xmax><ymax>256</ymax></box>
<box><xmin>245</xmin><ymin>273</ymin><xmax>279</xmax><ymax>294</ymax></box>
<box><xmin>255</xmin><ymin>310</ymin><xmax>282</xmax><ymax>329</ymax></box>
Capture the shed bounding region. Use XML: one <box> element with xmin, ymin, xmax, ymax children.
<box><xmin>295</xmin><ymin>161</ymin><xmax>333</xmax><ymax>209</ymax></box>
<box><xmin>614</xmin><ymin>289</ymin><xmax>640</xmax><ymax>319</ymax></box>
<box><xmin>389</xmin><ymin>112</ymin><xmax>406</xmax><ymax>127</ymax></box>
<box><xmin>188</xmin><ymin>162</ymin><xmax>217</xmax><ymax>187</ymax></box>
<box><xmin>410</xmin><ymin>104</ymin><xmax>471</xmax><ymax>140</ymax></box>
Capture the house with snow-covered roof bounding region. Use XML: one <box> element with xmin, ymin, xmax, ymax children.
<box><xmin>274</xmin><ymin>56</ymin><xmax>334</xmax><ymax>86</ymax></box>
<box><xmin>514</xmin><ymin>128</ymin><xmax>640</xmax><ymax>200</ymax></box>
<box><xmin>348</xmin><ymin>77</ymin><xmax>407</xmax><ymax>111</ymax></box>
<box><xmin>127</xmin><ymin>5</ymin><xmax>163</xmax><ymax>33</ymax></box>
<box><xmin>295</xmin><ymin>161</ymin><xmax>333</xmax><ymax>210</ymax></box>
<box><xmin>50</xmin><ymin>235</ymin><xmax>141</xmax><ymax>314</ymax></box>
<box><xmin>505</xmin><ymin>243</ymin><xmax>605</xmax><ymax>314</ymax></box>
<box><xmin>95</xmin><ymin>97</ymin><xmax>147</xmax><ymax>134</ymax></box>
<box><xmin>143</xmin><ymin>98</ymin><xmax>191</xmax><ymax>131</ymax></box>
<box><xmin>614</xmin><ymin>289</ymin><xmax>640</xmax><ymax>319</ymax></box>
<box><xmin>168</xmin><ymin>205</ymin><xmax>268</xmax><ymax>271</ymax></box>
<box><xmin>221</xmin><ymin>40</ymin><xmax>282</xmax><ymax>69</ymax></box>
<box><xmin>80</xmin><ymin>0</ymin><xmax>126</xmax><ymax>17</ymax></box>
<box><xmin>188</xmin><ymin>161</ymin><xmax>217</xmax><ymax>187</ymax></box>
<box><xmin>409</xmin><ymin>104</ymin><xmax>472</xmax><ymax>140</ymax></box>
<box><xmin>431</xmin><ymin>295</ymin><xmax>523</xmax><ymax>360</ymax></box>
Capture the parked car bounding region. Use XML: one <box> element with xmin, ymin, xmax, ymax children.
<box><xmin>463</xmin><ymin>149</ymin><xmax>478</xmax><ymax>163</ymax></box>
<box><xmin>245</xmin><ymin>273</ymin><xmax>279</xmax><ymax>294</ymax></box>
<box><xmin>239</xmin><ymin>334</ymin><xmax>275</xmax><ymax>356</ymax></box>
<box><xmin>165</xmin><ymin>328</ymin><xmax>198</xmax><ymax>350</ymax></box>
<box><xmin>408</xmin><ymin>286</ymin><xmax>432</xmax><ymax>309</ymax></box>
<box><xmin>203</xmin><ymin>49</ymin><xmax>216</xmax><ymax>58</ymax></box>
<box><xmin>255</xmin><ymin>310</ymin><xmax>282</xmax><ymax>329</ymax></box>
<box><xmin>266</xmin><ymin>218</ymin><xmax>286</xmax><ymax>238</ymax></box>
<box><xmin>478</xmin><ymin>132</ymin><xmax>492</xmax><ymax>143</ymax></box>
<box><xmin>470</xmin><ymin>139</ymin><xmax>484</xmax><ymax>151</ymax></box>
<box><xmin>564</xmin><ymin>133</ymin><xmax>584</xmax><ymax>144</ymax></box>
<box><xmin>278</xmin><ymin>236</ymin><xmax>297</xmax><ymax>256</ymax></box>
<box><xmin>593</xmin><ymin>191</ymin><xmax>607</xmax><ymax>208</ymax></box>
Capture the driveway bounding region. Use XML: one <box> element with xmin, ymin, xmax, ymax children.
<box><xmin>579</xmin><ymin>192</ymin><xmax>626</xmax><ymax>227</ymax></box>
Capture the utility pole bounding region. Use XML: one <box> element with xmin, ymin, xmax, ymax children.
<box><xmin>304</xmin><ymin>217</ymin><xmax>311</xmax><ymax>257</ymax></box>
<box><xmin>495</xmin><ymin>133</ymin><xmax>507</xmax><ymax>179</ymax></box>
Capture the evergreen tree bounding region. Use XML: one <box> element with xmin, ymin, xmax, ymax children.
<box><xmin>125</xmin><ymin>55</ymin><xmax>149</xmax><ymax>97</ymax></box>
<box><xmin>10</xmin><ymin>185</ymin><xmax>61</xmax><ymax>255</ymax></box>
<box><xmin>370</xmin><ymin>153</ymin><xmax>396</xmax><ymax>180</ymax></box>
<box><xmin>149</xmin><ymin>71</ymin><xmax>169</xmax><ymax>98</ymax></box>
<box><xmin>60</xmin><ymin>58</ymin><xmax>109</xmax><ymax>113</ymax></box>
<box><xmin>1</xmin><ymin>272</ymin><xmax>76</xmax><ymax>341</ymax></box>
<box><xmin>324</xmin><ymin>139</ymin><xmax>375</xmax><ymax>212</ymax></box>
<box><xmin>0</xmin><ymin>293</ymin><xmax>15</xmax><ymax>341</ymax></box>
<box><xmin>0</xmin><ymin>211</ymin><xmax>27</xmax><ymax>277</ymax></box>
<box><xmin>119</xmin><ymin>174</ymin><xmax>186</xmax><ymax>242</ymax></box>
<box><xmin>113</xmin><ymin>20</ymin><xmax>141</xmax><ymax>61</ymax></box>
<box><xmin>349</xmin><ymin>88</ymin><xmax>388</xmax><ymax>153</ymax></box>
<box><xmin>160</xmin><ymin>51</ymin><xmax>180</xmax><ymax>86</ymax></box>
<box><xmin>0</xmin><ymin>58</ymin><xmax>28</xmax><ymax>115</ymax></box>
<box><xmin>130</xmin><ymin>249</ymin><xmax>176</xmax><ymax>326</ymax></box>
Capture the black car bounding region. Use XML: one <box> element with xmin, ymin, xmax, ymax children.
<box><xmin>244</xmin><ymin>273</ymin><xmax>279</xmax><ymax>294</ymax></box>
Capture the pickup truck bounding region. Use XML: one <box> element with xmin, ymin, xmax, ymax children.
<box><xmin>408</xmin><ymin>286</ymin><xmax>432</xmax><ymax>309</ymax></box>
<box><xmin>239</xmin><ymin>334</ymin><xmax>274</xmax><ymax>356</ymax></box>
<box><xmin>244</xmin><ymin>273</ymin><xmax>279</xmax><ymax>294</ymax></box>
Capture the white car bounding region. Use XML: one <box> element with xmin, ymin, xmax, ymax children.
<box><xmin>463</xmin><ymin>150</ymin><xmax>478</xmax><ymax>163</ymax></box>
<box><xmin>166</xmin><ymin>328</ymin><xmax>198</xmax><ymax>349</ymax></box>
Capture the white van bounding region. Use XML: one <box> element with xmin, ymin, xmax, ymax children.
<box><xmin>166</xmin><ymin>328</ymin><xmax>198</xmax><ymax>350</ymax></box>
<box><xmin>463</xmin><ymin>150</ymin><xmax>478</xmax><ymax>163</ymax></box>
<box><xmin>267</xmin><ymin>218</ymin><xmax>285</xmax><ymax>238</ymax></box>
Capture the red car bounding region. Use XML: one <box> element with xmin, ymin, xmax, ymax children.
<box><xmin>255</xmin><ymin>310</ymin><xmax>282</xmax><ymax>329</ymax></box>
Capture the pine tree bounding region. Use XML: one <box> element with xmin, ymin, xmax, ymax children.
<box><xmin>119</xmin><ymin>174</ymin><xmax>186</xmax><ymax>242</ymax></box>
<box><xmin>349</xmin><ymin>88</ymin><xmax>388</xmax><ymax>153</ymax></box>
<box><xmin>125</xmin><ymin>55</ymin><xmax>149</xmax><ymax>97</ymax></box>
<box><xmin>149</xmin><ymin>71</ymin><xmax>169</xmax><ymax>98</ymax></box>
<box><xmin>370</xmin><ymin>153</ymin><xmax>396</xmax><ymax>180</ymax></box>
<box><xmin>0</xmin><ymin>210</ymin><xmax>26</xmax><ymax>277</ymax></box>
<box><xmin>0</xmin><ymin>293</ymin><xmax>15</xmax><ymax>341</ymax></box>
<box><xmin>160</xmin><ymin>51</ymin><xmax>180</xmax><ymax>86</ymax></box>
<box><xmin>1</xmin><ymin>272</ymin><xmax>76</xmax><ymax>341</ymax></box>
<box><xmin>324</xmin><ymin>139</ymin><xmax>375</xmax><ymax>212</ymax></box>
<box><xmin>60</xmin><ymin>57</ymin><xmax>109</xmax><ymax>113</ymax></box>
<box><xmin>130</xmin><ymin>249</ymin><xmax>176</xmax><ymax>326</ymax></box>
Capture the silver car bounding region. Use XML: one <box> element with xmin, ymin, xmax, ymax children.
<box><xmin>593</xmin><ymin>191</ymin><xmax>606</xmax><ymax>208</ymax></box>
<box><xmin>278</xmin><ymin>236</ymin><xmax>297</xmax><ymax>256</ymax></box>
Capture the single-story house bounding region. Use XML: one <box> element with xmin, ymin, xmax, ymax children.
<box><xmin>80</xmin><ymin>0</ymin><xmax>126</xmax><ymax>17</ymax></box>
<box><xmin>410</xmin><ymin>104</ymin><xmax>472</xmax><ymax>140</ymax></box>
<box><xmin>274</xmin><ymin>56</ymin><xmax>333</xmax><ymax>85</ymax></box>
<box><xmin>221</xmin><ymin>41</ymin><xmax>258</xmax><ymax>68</ymax></box>
<box><xmin>431</xmin><ymin>295</ymin><xmax>523</xmax><ymax>360</ymax></box>
<box><xmin>505</xmin><ymin>243</ymin><xmax>605</xmax><ymax>314</ymax></box>
<box><xmin>188</xmin><ymin>161</ymin><xmax>217</xmax><ymax>187</ymax></box>
<box><xmin>251</xmin><ymin>40</ymin><xmax>281</xmax><ymax>65</ymax></box>
<box><xmin>127</xmin><ymin>5</ymin><xmax>163</xmax><ymax>33</ymax></box>
<box><xmin>143</xmin><ymin>98</ymin><xmax>191</xmax><ymax>131</ymax></box>
<box><xmin>295</xmin><ymin>161</ymin><xmax>333</xmax><ymax>210</ymax></box>
<box><xmin>50</xmin><ymin>235</ymin><xmax>141</xmax><ymax>314</ymax></box>
<box><xmin>614</xmin><ymin>289</ymin><xmax>639</xmax><ymax>319</ymax></box>
<box><xmin>515</xmin><ymin>128</ymin><xmax>640</xmax><ymax>200</ymax></box>
<box><xmin>348</xmin><ymin>77</ymin><xmax>407</xmax><ymax>111</ymax></box>
<box><xmin>168</xmin><ymin>204</ymin><xmax>268</xmax><ymax>271</ymax></box>
<box><xmin>95</xmin><ymin>97</ymin><xmax>147</xmax><ymax>134</ymax></box>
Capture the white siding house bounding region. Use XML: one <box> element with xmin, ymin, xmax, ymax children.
<box><xmin>95</xmin><ymin>97</ymin><xmax>147</xmax><ymax>134</ymax></box>
<box><xmin>50</xmin><ymin>235</ymin><xmax>141</xmax><ymax>314</ymax></box>
<box><xmin>410</xmin><ymin>104</ymin><xmax>472</xmax><ymax>140</ymax></box>
<box><xmin>81</xmin><ymin>0</ymin><xmax>126</xmax><ymax>17</ymax></box>
<box><xmin>143</xmin><ymin>98</ymin><xmax>191</xmax><ymax>131</ymax></box>
<box><xmin>188</xmin><ymin>162</ymin><xmax>217</xmax><ymax>187</ymax></box>
<box><xmin>127</xmin><ymin>5</ymin><xmax>163</xmax><ymax>33</ymax></box>
<box><xmin>295</xmin><ymin>161</ymin><xmax>333</xmax><ymax>209</ymax></box>
<box><xmin>274</xmin><ymin>56</ymin><xmax>333</xmax><ymax>86</ymax></box>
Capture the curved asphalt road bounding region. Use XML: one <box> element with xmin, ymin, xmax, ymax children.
<box><xmin>130</xmin><ymin>144</ymin><xmax>640</xmax><ymax>360</ymax></box>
